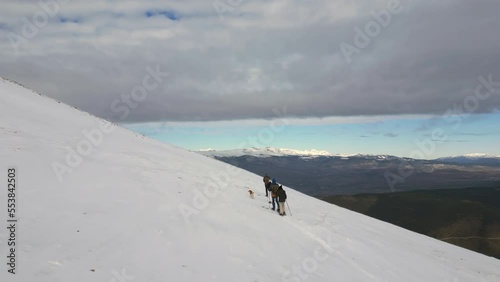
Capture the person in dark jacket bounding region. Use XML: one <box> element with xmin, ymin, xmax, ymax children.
<box><xmin>263</xmin><ymin>174</ymin><xmax>271</xmax><ymax>197</ymax></box>
<box><xmin>270</xmin><ymin>178</ymin><xmax>280</xmax><ymax>211</ymax></box>
<box><xmin>276</xmin><ymin>185</ymin><xmax>287</xmax><ymax>216</ymax></box>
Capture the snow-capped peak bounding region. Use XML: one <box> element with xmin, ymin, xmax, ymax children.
<box><xmin>462</xmin><ymin>153</ymin><xmax>500</xmax><ymax>158</ymax></box>
<box><xmin>196</xmin><ymin>148</ymin><xmax>405</xmax><ymax>161</ymax></box>
<box><xmin>196</xmin><ymin>147</ymin><xmax>333</xmax><ymax>157</ymax></box>
<box><xmin>438</xmin><ymin>153</ymin><xmax>500</xmax><ymax>160</ymax></box>
<box><xmin>196</xmin><ymin>148</ymin><xmax>216</xmax><ymax>152</ymax></box>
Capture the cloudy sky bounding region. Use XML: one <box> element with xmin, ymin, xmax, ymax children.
<box><xmin>1</xmin><ymin>0</ymin><xmax>500</xmax><ymax>157</ymax></box>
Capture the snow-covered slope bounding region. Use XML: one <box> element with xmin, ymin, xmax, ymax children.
<box><xmin>0</xmin><ymin>77</ymin><xmax>499</xmax><ymax>282</ymax></box>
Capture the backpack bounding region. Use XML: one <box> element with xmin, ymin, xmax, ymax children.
<box><xmin>271</xmin><ymin>183</ymin><xmax>279</xmax><ymax>197</ymax></box>
<box><xmin>278</xmin><ymin>187</ymin><xmax>287</xmax><ymax>202</ymax></box>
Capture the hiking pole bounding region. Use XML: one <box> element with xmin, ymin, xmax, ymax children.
<box><xmin>286</xmin><ymin>200</ymin><xmax>292</xmax><ymax>216</ymax></box>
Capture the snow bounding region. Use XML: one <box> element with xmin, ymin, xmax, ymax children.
<box><xmin>201</xmin><ymin>148</ymin><xmax>500</xmax><ymax>163</ymax></box>
<box><xmin>196</xmin><ymin>147</ymin><xmax>333</xmax><ymax>157</ymax></box>
<box><xmin>197</xmin><ymin>149</ymin><xmax>404</xmax><ymax>161</ymax></box>
<box><xmin>0</xmin><ymin>77</ymin><xmax>499</xmax><ymax>282</ymax></box>
<box><xmin>461</xmin><ymin>153</ymin><xmax>500</xmax><ymax>159</ymax></box>
<box><xmin>436</xmin><ymin>153</ymin><xmax>500</xmax><ymax>160</ymax></box>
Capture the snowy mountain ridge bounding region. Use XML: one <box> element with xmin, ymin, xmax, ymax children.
<box><xmin>196</xmin><ymin>147</ymin><xmax>402</xmax><ymax>160</ymax></box>
<box><xmin>436</xmin><ymin>154</ymin><xmax>500</xmax><ymax>165</ymax></box>
<box><xmin>1</xmin><ymin>77</ymin><xmax>499</xmax><ymax>282</ymax></box>
<box><xmin>446</xmin><ymin>153</ymin><xmax>500</xmax><ymax>159</ymax></box>
<box><xmin>196</xmin><ymin>147</ymin><xmax>334</xmax><ymax>157</ymax></box>
<box><xmin>198</xmin><ymin>147</ymin><xmax>500</xmax><ymax>161</ymax></box>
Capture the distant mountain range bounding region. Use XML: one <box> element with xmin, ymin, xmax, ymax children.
<box><xmin>196</xmin><ymin>147</ymin><xmax>500</xmax><ymax>196</ymax></box>
<box><xmin>437</xmin><ymin>154</ymin><xmax>500</xmax><ymax>165</ymax></box>
<box><xmin>198</xmin><ymin>147</ymin><xmax>500</xmax><ymax>162</ymax></box>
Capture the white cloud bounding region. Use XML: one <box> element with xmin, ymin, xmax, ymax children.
<box><xmin>125</xmin><ymin>114</ymin><xmax>434</xmax><ymax>129</ymax></box>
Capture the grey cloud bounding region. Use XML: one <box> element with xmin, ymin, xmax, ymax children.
<box><xmin>1</xmin><ymin>0</ymin><xmax>500</xmax><ymax>123</ymax></box>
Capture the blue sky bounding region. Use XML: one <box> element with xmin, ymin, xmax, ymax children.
<box><xmin>125</xmin><ymin>112</ymin><xmax>500</xmax><ymax>158</ymax></box>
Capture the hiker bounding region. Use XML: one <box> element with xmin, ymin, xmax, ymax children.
<box><xmin>263</xmin><ymin>174</ymin><xmax>271</xmax><ymax>197</ymax></box>
<box><xmin>277</xmin><ymin>185</ymin><xmax>287</xmax><ymax>216</ymax></box>
<box><xmin>270</xmin><ymin>178</ymin><xmax>280</xmax><ymax>212</ymax></box>
<box><xmin>266</xmin><ymin>180</ymin><xmax>272</xmax><ymax>203</ymax></box>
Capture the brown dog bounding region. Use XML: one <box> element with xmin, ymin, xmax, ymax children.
<box><xmin>248</xmin><ymin>189</ymin><xmax>254</xmax><ymax>199</ymax></box>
